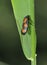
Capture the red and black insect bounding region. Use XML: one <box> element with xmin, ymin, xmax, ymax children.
<box><xmin>21</xmin><ymin>15</ymin><xmax>31</xmax><ymax>35</ymax></box>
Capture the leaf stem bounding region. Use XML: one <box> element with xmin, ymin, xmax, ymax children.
<box><xmin>31</xmin><ymin>54</ymin><xmax>37</xmax><ymax>65</ymax></box>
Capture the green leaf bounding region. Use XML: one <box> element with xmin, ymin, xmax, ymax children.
<box><xmin>11</xmin><ymin>0</ymin><xmax>37</xmax><ymax>61</ymax></box>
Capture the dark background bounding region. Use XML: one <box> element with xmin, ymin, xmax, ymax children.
<box><xmin>0</xmin><ymin>0</ymin><xmax>47</xmax><ymax>65</ymax></box>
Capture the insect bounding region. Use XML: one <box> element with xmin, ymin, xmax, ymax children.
<box><xmin>21</xmin><ymin>15</ymin><xmax>31</xmax><ymax>35</ymax></box>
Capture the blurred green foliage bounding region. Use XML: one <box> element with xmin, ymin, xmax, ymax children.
<box><xmin>0</xmin><ymin>0</ymin><xmax>47</xmax><ymax>65</ymax></box>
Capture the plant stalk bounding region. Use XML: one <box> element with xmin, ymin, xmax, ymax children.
<box><xmin>31</xmin><ymin>55</ymin><xmax>37</xmax><ymax>65</ymax></box>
